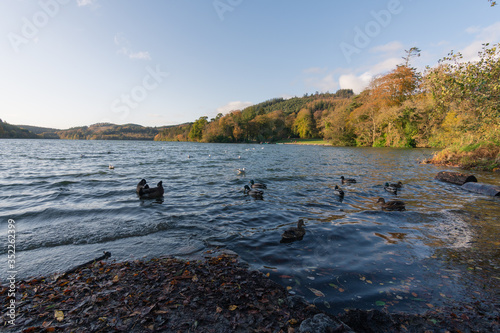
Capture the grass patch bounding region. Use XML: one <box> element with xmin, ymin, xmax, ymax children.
<box><xmin>429</xmin><ymin>141</ymin><xmax>500</xmax><ymax>171</ymax></box>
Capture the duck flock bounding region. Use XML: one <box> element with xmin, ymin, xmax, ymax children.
<box><xmin>135</xmin><ymin>174</ymin><xmax>406</xmax><ymax>244</ymax></box>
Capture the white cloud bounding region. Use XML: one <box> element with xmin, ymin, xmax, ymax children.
<box><xmin>460</xmin><ymin>21</ymin><xmax>500</xmax><ymax>61</ymax></box>
<box><xmin>216</xmin><ymin>101</ymin><xmax>253</xmax><ymax>114</ymax></box>
<box><xmin>337</xmin><ymin>57</ymin><xmax>400</xmax><ymax>93</ymax></box>
<box><xmin>114</xmin><ymin>33</ymin><xmax>151</xmax><ymax>60</ymax></box>
<box><xmin>370</xmin><ymin>57</ymin><xmax>400</xmax><ymax>74</ymax></box>
<box><xmin>339</xmin><ymin>72</ymin><xmax>372</xmax><ymax>94</ymax></box>
<box><xmin>305</xmin><ymin>73</ymin><xmax>339</xmax><ymax>93</ymax></box>
<box><xmin>465</xmin><ymin>26</ymin><xmax>481</xmax><ymax>34</ymax></box>
<box><xmin>369</xmin><ymin>41</ymin><xmax>404</xmax><ymax>54</ymax></box>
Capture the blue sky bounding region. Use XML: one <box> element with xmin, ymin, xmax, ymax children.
<box><xmin>0</xmin><ymin>0</ymin><xmax>498</xmax><ymax>129</ymax></box>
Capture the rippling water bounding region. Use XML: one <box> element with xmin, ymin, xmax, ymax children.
<box><xmin>1</xmin><ymin>139</ymin><xmax>499</xmax><ymax>314</ymax></box>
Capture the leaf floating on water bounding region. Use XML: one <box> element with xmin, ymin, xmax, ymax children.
<box><xmin>308</xmin><ymin>287</ymin><xmax>325</xmax><ymax>297</ymax></box>
<box><xmin>323</xmin><ymin>301</ymin><xmax>331</xmax><ymax>308</ymax></box>
<box><xmin>329</xmin><ymin>283</ymin><xmax>338</xmax><ymax>289</ymax></box>
<box><xmin>216</xmin><ymin>306</ymin><xmax>222</xmax><ymax>313</ymax></box>
<box><xmin>286</xmin><ymin>286</ymin><xmax>292</xmax><ymax>291</ymax></box>
<box><xmin>338</xmin><ymin>288</ymin><xmax>345</xmax><ymax>293</ymax></box>
<box><xmin>411</xmin><ymin>292</ymin><xmax>418</xmax><ymax>297</ymax></box>
<box><xmin>54</xmin><ymin>310</ymin><xmax>64</xmax><ymax>322</ymax></box>
<box><xmin>360</xmin><ymin>276</ymin><xmax>366</xmax><ymax>281</ymax></box>
<box><xmin>228</xmin><ymin>305</ymin><xmax>238</xmax><ymax>311</ymax></box>
<box><xmin>375</xmin><ymin>301</ymin><xmax>386</xmax><ymax>306</ymax></box>
<box><xmin>307</xmin><ymin>276</ymin><xmax>315</xmax><ymax>280</ymax></box>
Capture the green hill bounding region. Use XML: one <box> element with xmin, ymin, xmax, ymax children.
<box><xmin>56</xmin><ymin>123</ymin><xmax>166</xmax><ymax>140</ymax></box>
<box><xmin>0</xmin><ymin>120</ymin><xmax>38</xmax><ymax>138</ymax></box>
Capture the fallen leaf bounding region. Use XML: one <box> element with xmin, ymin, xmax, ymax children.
<box><xmin>54</xmin><ymin>310</ymin><xmax>64</xmax><ymax>322</ymax></box>
<box><xmin>112</xmin><ymin>275</ymin><xmax>119</xmax><ymax>283</ymax></box>
<box><xmin>286</xmin><ymin>286</ymin><xmax>292</xmax><ymax>291</ymax></box>
<box><xmin>376</xmin><ymin>301</ymin><xmax>386</xmax><ymax>306</ymax></box>
<box><xmin>307</xmin><ymin>287</ymin><xmax>325</xmax><ymax>297</ymax></box>
<box><xmin>229</xmin><ymin>305</ymin><xmax>238</xmax><ymax>311</ymax></box>
<box><xmin>338</xmin><ymin>288</ymin><xmax>345</xmax><ymax>293</ymax></box>
<box><xmin>216</xmin><ymin>306</ymin><xmax>222</xmax><ymax>313</ymax></box>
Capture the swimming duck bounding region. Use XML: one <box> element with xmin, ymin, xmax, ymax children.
<box><xmin>280</xmin><ymin>219</ymin><xmax>306</xmax><ymax>243</ymax></box>
<box><xmin>250</xmin><ymin>180</ymin><xmax>267</xmax><ymax>189</ymax></box>
<box><xmin>109</xmin><ymin>165</ymin><xmax>115</xmax><ymax>170</ymax></box>
<box><xmin>136</xmin><ymin>179</ymin><xmax>149</xmax><ymax>194</ymax></box>
<box><xmin>384</xmin><ymin>182</ymin><xmax>398</xmax><ymax>195</ymax></box>
<box><xmin>334</xmin><ymin>185</ymin><xmax>344</xmax><ymax>197</ymax></box>
<box><xmin>237</xmin><ymin>168</ymin><xmax>246</xmax><ymax>175</ymax></box>
<box><xmin>139</xmin><ymin>181</ymin><xmax>164</xmax><ymax>199</ymax></box>
<box><xmin>244</xmin><ymin>185</ymin><xmax>263</xmax><ymax>199</ymax></box>
<box><xmin>389</xmin><ymin>181</ymin><xmax>403</xmax><ymax>188</ymax></box>
<box><xmin>377</xmin><ymin>198</ymin><xmax>405</xmax><ymax>211</ymax></box>
<box><xmin>340</xmin><ymin>176</ymin><xmax>356</xmax><ymax>184</ymax></box>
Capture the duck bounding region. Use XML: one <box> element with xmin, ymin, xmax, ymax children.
<box><xmin>340</xmin><ymin>176</ymin><xmax>356</xmax><ymax>184</ymax></box>
<box><xmin>136</xmin><ymin>179</ymin><xmax>149</xmax><ymax>194</ymax></box>
<box><xmin>250</xmin><ymin>179</ymin><xmax>267</xmax><ymax>189</ymax></box>
<box><xmin>244</xmin><ymin>185</ymin><xmax>263</xmax><ymax>199</ymax></box>
<box><xmin>109</xmin><ymin>164</ymin><xmax>115</xmax><ymax>170</ymax></box>
<box><xmin>388</xmin><ymin>181</ymin><xmax>403</xmax><ymax>188</ymax></box>
<box><xmin>334</xmin><ymin>185</ymin><xmax>344</xmax><ymax>197</ymax></box>
<box><xmin>139</xmin><ymin>181</ymin><xmax>164</xmax><ymax>199</ymax></box>
<box><xmin>237</xmin><ymin>168</ymin><xmax>246</xmax><ymax>175</ymax></box>
<box><xmin>384</xmin><ymin>182</ymin><xmax>398</xmax><ymax>195</ymax></box>
<box><xmin>280</xmin><ymin>219</ymin><xmax>306</xmax><ymax>243</ymax></box>
<box><xmin>377</xmin><ymin>198</ymin><xmax>405</xmax><ymax>211</ymax></box>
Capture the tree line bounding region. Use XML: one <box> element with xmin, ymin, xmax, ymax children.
<box><xmin>155</xmin><ymin>43</ymin><xmax>500</xmax><ymax>152</ymax></box>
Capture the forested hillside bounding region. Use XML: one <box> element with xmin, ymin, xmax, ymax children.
<box><xmin>155</xmin><ymin>44</ymin><xmax>500</xmax><ymax>169</ymax></box>
<box><xmin>56</xmin><ymin>123</ymin><xmax>165</xmax><ymax>140</ymax></box>
<box><xmin>0</xmin><ymin>119</ymin><xmax>38</xmax><ymax>138</ymax></box>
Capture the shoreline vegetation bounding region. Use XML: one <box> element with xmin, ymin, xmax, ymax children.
<box><xmin>2</xmin><ymin>251</ymin><xmax>497</xmax><ymax>332</ymax></box>
<box><xmin>1</xmin><ymin>44</ymin><xmax>499</xmax><ymax>171</ymax></box>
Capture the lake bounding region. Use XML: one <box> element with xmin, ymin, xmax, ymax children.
<box><xmin>0</xmin><ymin>139</ymin><xmax>499</xmax><ymax>315</ymax></box>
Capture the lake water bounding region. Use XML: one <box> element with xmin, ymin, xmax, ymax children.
<box><xmin>1</xmin><ymin>139</ymin><xmax>499</xmax><ymax>315</ymax></box>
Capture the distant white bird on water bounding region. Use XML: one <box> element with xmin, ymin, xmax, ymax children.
<box><xmin>109</xmin><ymin>164</ymin><xmax>115</xmax><ymax>169</ymax></box>
<box><xmin>237</xmin><ymin>168</ymin><xmax>246</xmax><ymax>175</ymax></box>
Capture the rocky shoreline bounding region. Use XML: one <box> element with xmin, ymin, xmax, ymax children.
<box><xmin>1</xmin><ymin>251</ymin><xmax>498</xmax><ymax>332</ymax></box>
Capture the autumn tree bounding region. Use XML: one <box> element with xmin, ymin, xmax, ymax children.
<box><xmin>188</xmin><ymin>116</ymin><xmax>208</xmax><ymax>141</ymax></box>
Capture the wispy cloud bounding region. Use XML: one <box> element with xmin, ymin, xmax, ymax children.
<box><xmin>337</xmin><ymin>57</ymin><xmax>400</xmax><ymax>94</ymax></box>
<box><xmin>461</xmin><ymin>21</ymin><xmax>500</xmax><ymax>61</ymax></box>
<box><xmin>216</xmin><ymin>101</ymin><xmax>253</xmax><ymax>114</ymax></box>
<box><xmin>304</xmin><ymin>73</ymin><xmax>338</xmax><ymax>93</ymax></box>
<box><xmin>369</xmin><ymin>41</ymin><xmax>404</xmax><ymax>54</ymax></box>
<box><xmin>114</xmin><ymin>33</ymin><xmax>151</xmax><ymax>60</ymax></box>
